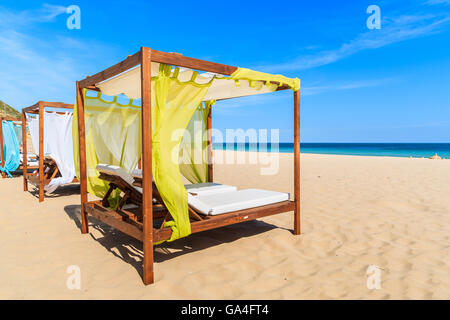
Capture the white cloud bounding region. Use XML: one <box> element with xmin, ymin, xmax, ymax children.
<box><xmin>0</xmin><ymin>5</ymin><xmax>116</xmax><ymax>109</ymax></box>
<box><xmin>0</xmin><ymin>4</ymin><xmax>67</xmax><ymax>27</ymax></box>
<box><xmin>212</xmin><ymin>78</ymin><xmax>391</xmax><ymax>113</ymax></box>
<box><xmin>0</xmin><ymin>30</ymin><xmax>77</xmax><ymax>107</ymax></box>
<box><xmin>32</xmin><ymin>3</ymin><xmax>67</xmax><ymax>22</ymax></box>
<box><xmin>302</xmin><ymin>78</ymin><xmax>394</xmax><ymax>96</ymax></box>
<box><xmin>261</xmin><ymin>12</ymin><xmax>450</xmax><ymax>72</ymax></box>
<box><xmin>213</xmin><ymin>92</ymin><xmax>290</xmax><ymax>114</ymax></box>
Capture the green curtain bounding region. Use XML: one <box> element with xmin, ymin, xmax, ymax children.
<box><xmin>229</xmin><ymin>68</ymin><xmax>300</xmax><ymax>91</ymax></box>
<box><xmin>179</xmin><ymin>100</ymin><xmax>215</xmax><ymax>184</ymax></box>
<box><xmin>151</xmin><ymin>64</ymin><xmax>213</xmax><ymax>242</ymax></box>
<box><xmin>72</xmin><ymin>90</ymin><xmax>142</xmax><ymax>208</ymax></box>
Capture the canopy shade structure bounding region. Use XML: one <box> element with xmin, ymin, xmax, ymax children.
<box><xmin>96</xmin><ymin>63</ymin><xmax>300</xmax><ymax>101</ymax></box>
<box><xmin>76</xmin><ymin>47</ymin><xmax>301</xmax><ymax>285</ymax></box>
<box><xmin>22</xmin><ymin>101</ymin><xmax>77</xmax><ymax>202</ymax></box>
<box><xmin>80</xmin><ymin>50</ymin><xmax>299</xmax><ymax>99</ymax></box>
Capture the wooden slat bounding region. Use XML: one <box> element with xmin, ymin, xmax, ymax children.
<box><xmin>20</xmin><ymin>165</ymin><xmax>38</xmax><ymax>171</ymax></box>
<box><xmin>41</xmin><ymin>102</ymin><xmax>74</xmax><ymax>109</ymax></box>
<box><xmin>30</xmin><ymin>110</ymin><xmax>71</xmax><ymax>116</ymax></box>
<box><xmin>78</xmin><ymin>48</ymin><xmax>239</xmax><ymax>90</ymax></box>
<box><xmin>154</xmin><ymin>201</ymin><xmax>295</xmax><ymax>243</ymax></box>
<box><xmin>0</xmin><ymin>116</ymin><xmax>20</xmax><ymax>121</ymax></box>
<box><xmin>86</xmin><ymin>203</ymin><xmax>143</xmax><ymax>241</ymax></box>
<box><xmin>132</xmin><ymin>176</ymin><xmax>142</xmax><ymax>187</ymax></box>
<box><xmin>49</xmin><ymin>165</ymin><xmax>59</xmax><ymax>181</ymax></box>
<box><xmin>79</xmin><ymin>51</ymin><xmax>141</xmax><ymax>89</ymax></box>
<box><xmin>188</xmin><ymin>206</ymin><xmax>204</xmax><ymax>221</ymax></box>
<box><xmin>85</xmin><ymin>85</ymin><xmax>100</xmax><ymax>92</ymax></box>
<box><xmin>22</xmin><ymin>103</ymin><xmax>39</xmax><ymax>113</ymax></box>
<box><xmin>84</xmin><ymin>200</ymin><xmax>294</xmax><ymax>245</ymax></box>
<box><xmin>151</xmin><ymin>50</ymin><xmax>238</xmax><ymax>75</ymax></box>
<box><xmin>22</xmin><ymin>101</ymin><xmax>73</xmax><ymax>113</ymax></box>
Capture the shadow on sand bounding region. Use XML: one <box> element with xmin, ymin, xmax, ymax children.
<box><xmin>28</xmin><ymin>183</ymin><xmax>80</xmax><ymax>199</ymax></box>
<box><xmin>64</xmin><ymin>204</ymin><xmax>289</xmax><ymax>278</ymax></box>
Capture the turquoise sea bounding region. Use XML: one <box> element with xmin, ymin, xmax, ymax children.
<box><xmin>213</xmin><ymin>143</ymin><xmax>450</xmax><ymax>158</ymax></box>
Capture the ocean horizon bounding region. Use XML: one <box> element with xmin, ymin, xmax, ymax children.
<box><xmin>213</xmin><ymin>142</ymin><xmax>450</xmax><ymax>159</ymax></box>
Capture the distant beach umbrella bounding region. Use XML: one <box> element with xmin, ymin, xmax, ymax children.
<box><xmin>429</xmin><ymin>153</ymin><xmax>441</xmax><ymax>160</ymax></box>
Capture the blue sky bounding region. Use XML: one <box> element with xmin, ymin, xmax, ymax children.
<box><xmin>0</xmin><ymin>0</ymin><xmax>449</xmax><ymax>142</ymax></box>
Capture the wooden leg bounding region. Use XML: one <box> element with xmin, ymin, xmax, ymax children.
<box><xmin>76</xmin><ymin>82</ymin><xmax>89</xmax><ymax>234</ymax></box>
<box><xmin>207</xmin><ymin>106</ymin><xmax>213</xmax><ymax>182</ymax></box>
<box><xmin>101</xmin><ymin>184</ymin><xmax>117</xmax><ymax>207</ymax></box>
<box><xmin>293</xmin><ymin>90</ymin><xmax>301</xmax><ymax>235</ymax></box>
<box><xmin>39</xmin><ymin>183</ymin><xmax>45</xmax><ymax>202</ymax></box>
<box><xmin>22</xmin><ymin>112</ymin><xmax>28</xmax><ymax>191</ymax></box>
<box><xmin>141</xmin><ymin>47</ymin><xmax>154</xmax><ymax>285</ymax></box>
<box><xmin>38</xmin><ymin>102</ymin><xmax>44</xmax><ymax>203</ymax></box>
<box><xmin>142</xmin><ymin>233</ymin><xmax>154</xmax><ymax>285</ymax></box>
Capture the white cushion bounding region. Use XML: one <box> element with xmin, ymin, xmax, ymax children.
<box><xmin>185</xmin><ymin>182</ymin><xmax>237</xmax><ymax>196</ymax></box>
<box><xmin>97</xmin><ymin>164</ymin><xmax>236</xmax><ymax>198</ymax></box>
<box><xmin>20</xmin><ymin>153</ymin><xmax>38</xmax><ymax>165</ymax></box>
<box><xmin>188</xmin><ymin>189</ymin><xmax>289</xmax><ymax>215</ymax></box>
<box><xmin>131</xmin><ymin>169</ymin><xmax>142</xmax><ymax>178</ymax></box>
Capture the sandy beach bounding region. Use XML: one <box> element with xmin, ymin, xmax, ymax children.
<box><xmin>1</xmin><ymin>151</ymin><xmax>449</xmax><ymax>299</ymax></box>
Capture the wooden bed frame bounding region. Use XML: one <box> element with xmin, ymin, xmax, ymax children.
<box><xmin>76</xmin><ymin>47</ymin><xmax>301</xmax><ymax>285</ymax></box>
<box><xmin>0</xmin><ymin>116</ymin><xmax>39</xmax><ymax>178</ymax></box>
<box><xmin>22</xmin><ymin>101</ymin><xmax>78</xmax><ymax>202</ymax></box>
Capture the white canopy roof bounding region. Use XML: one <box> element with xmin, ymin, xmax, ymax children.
<box><xmin>96</xmin><ymin>62</ymin><xmax>276</xmax><ymax>102</ymax></box>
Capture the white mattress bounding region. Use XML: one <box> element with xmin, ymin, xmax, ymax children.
<box><xmin>98</xmin><ymin>164</ymin><xmax>288</xmax><ymax>216</ymax></box>
<box><xmin>131</xmin><ymin>169</ymin><xmax>142</xmax><ymax>178</ymax></box>
<box><xmin>23</xmin><ymin>160</ymin><xmax>39</xmax><ymax>166</ymax></box>
<box><xmin>20</xmin><ymin>153</ymin><xmax>38</xmax><ymax>166</ymax></box>
<box><xmin>185</xmin><ymin>182</ymin><xmax>237</xmax><ymax>196</ymax></box>
<box><xmin>188</xmin><ymin>189</ymin><xmax>289</xmax><ymax>215</ymax></box>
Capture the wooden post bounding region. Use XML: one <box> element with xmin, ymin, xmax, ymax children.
<box><xmin>38</xmin><ymin>102</ymin><xmax>44</xmax><ymax>202</ymax></box>
<box><xmin>0</xmin><ymin>118</ymin><xmax>4</xmax><ymax>179</ymax></box>
<box><xmin>140</xmin><ymin>47</ymin><xmax>154</xmax><ymax>285</ymax></box>
<box><xmin>293</xmin><ymin>90</ymin><xmax>301</xmax><ymax>235</ymax></box>
<box><xmin>76</xmin><ymin>82</ymin><xmax>89</xmax><ymax>234</ymax></box>
<box><xmin>22</xmin><ymin>112</ymin><xmax>28</xmax><ymax>191</ymax></box>
<box><xmin>207</xmin><ymin>106</ymin><xmax>213</xmax><ymax>182</ymax></box>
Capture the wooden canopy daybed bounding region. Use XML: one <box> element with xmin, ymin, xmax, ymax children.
<box><xmin>22</xmin><ymin>101</ymin><xmax>78</xmax><ymax>202</ymax></box>
<box><xmin>76</xmin><ymin>47</ymin><xmax>301</xmax><ymax>285</ymax></box>
<box><xmin>0</xmin><ymin>115</ymin><xmax>38</xmax><ymax>179</ymax></box>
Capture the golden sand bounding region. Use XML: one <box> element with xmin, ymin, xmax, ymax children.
<box><xmin>0</xmin><ymin>152</ymin><xmax>449</xmax><ymax>299</ymax></box>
